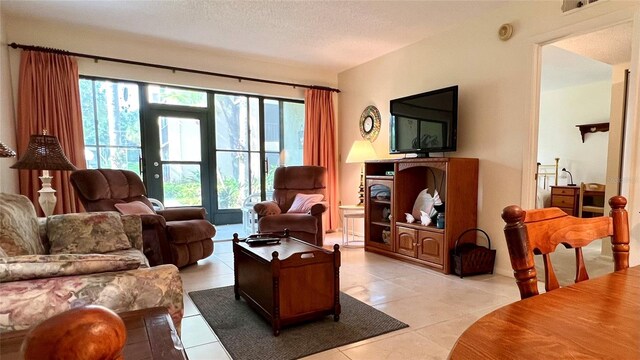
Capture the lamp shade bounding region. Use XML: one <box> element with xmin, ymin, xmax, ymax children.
<box><xmin>346</xmin><ymin>140</ymin><xmax>376</xmax><ymax>163</ymax></box>
<box><xmin>11</xmin><ymin>134</ymin><xmax>77</xmax><ymax>171</ymax></box>
<box><xmin>0</xmin><ymin>141</ymin><xmax>16</xmax><ymax>158</ymax></box>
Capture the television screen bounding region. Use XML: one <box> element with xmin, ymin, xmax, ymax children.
<box><xmin>390</xmin><ymin>86</ymin><xmax>458</xmax><ymax>155</ymax></box>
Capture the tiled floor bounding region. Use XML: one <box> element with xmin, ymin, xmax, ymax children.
<box><xmin>179</xmin><ymin>225</ymin><xmax>524</xmax><ymax>360</ymax></box>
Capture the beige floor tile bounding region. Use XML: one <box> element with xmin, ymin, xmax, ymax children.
<box><xmin>342</xmin><ymin>331</ymin><xmax>450</xmax><ymax>360</ymax></box>
<box><xmin>183</xmin><ymin>273</ymin><xmax>235</xmax><ymax>293</ymax></box>
<box><xmin>373</xmin><ymin>294</ymin><xmax>464</xmax><ymax>328</ymax></box>
<box><xmin>181</xmin><ymin>315</ymin><xmax>218</xmax><ymax>348</ymax></box>
<box><xmin>342</xmin><ymin>278</ymin><xmax>422</xmax><ymax>305</ymax></box>
<box><xmin>185</xmin><ymin>342</ymin><xmax>231</xmax><ymax>360</ymax></box>
<box><xmin>301</xmin><ymin>348</ymin><xmax>352</xmax><ymax>360</ymax></box>
<box><xmin>183</xmin><ymin>293</ymin><xmax>199</xmax><ymax>317</ymax></box>
<box><xmin>414</xmin><ymin>313</ymin><xmax>482</xmax><ymax>350</ymax></box>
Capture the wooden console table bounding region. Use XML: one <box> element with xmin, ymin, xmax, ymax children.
<box><xmin>0</xmin><ymin>307</ymin><xmax>186</xmax><ymax>360</ymax></box>
<box><xmin>233</xmin><ymin>234</ymin><xmax>341</xmax><ymax>336</ymax></box>
<box><xmin>449</xmin><ymin>266</ymin><xmax>640</xmax><ymax>359</ymax></box>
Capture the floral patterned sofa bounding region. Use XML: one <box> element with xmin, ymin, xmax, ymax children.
<box><xmin>0</xmin><ymin>193</ymin><xmax>184</xmax><ymax>333</ymax></box>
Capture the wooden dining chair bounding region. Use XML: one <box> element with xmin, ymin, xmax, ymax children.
<box><xmin>502</xmin><ymin>195</ymin><xmax>629</xmax><ymax>299</ymax></box>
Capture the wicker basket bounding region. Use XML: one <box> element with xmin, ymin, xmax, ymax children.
<box><xmin>450</xmin><ymin>228</ymin><xmax>496</xmax><ymax>278</ymax></box>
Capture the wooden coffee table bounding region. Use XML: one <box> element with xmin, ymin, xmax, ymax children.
<box><xmin>233</xmin><ymin>233</ymin><xmax>341</xmax><ymax>336</ymax></box>
<box><xmin>0</xmin><ymin>307</ymin><xmax>186</xmax><ymax>360</ymax></box>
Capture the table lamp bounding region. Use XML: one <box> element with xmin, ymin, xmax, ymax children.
<box><xmin>561</xmin><ymin>168</ymin><xmax>576</xmax><ymax>186</ymax></box>
<box><xmin>0</xmin><ymin>141</ymin><xmax>16</xmax><ymax>158</ymax></box>
<box><xmin>346</xmin><ymin>140</ymin><xmax>377</xmax><ymax>205</ymax></box>
<box><xmin>11</xmin><ymin>132</ymin><xmax>77</xmax><ymax>216</ymax></box>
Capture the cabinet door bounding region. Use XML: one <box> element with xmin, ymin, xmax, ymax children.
<box><xmin>417</xmin><ymin>230</ymin><xmax>444</xmax><ymax>265</ymax></box>
<box><xmin>365</xmin><ymin>178</ymin><xmax>394</xmax><ymax>252</ymax></box>
<box><xmin>396</xmin><ymin>226</ymin><xmax>417</xmax><ymax>257</ymax></box>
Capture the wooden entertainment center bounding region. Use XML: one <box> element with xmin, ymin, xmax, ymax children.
<box><xmin>364</xmin><ymin>157</ymin><xmax>478</xmax><ymax>274</ymax></box>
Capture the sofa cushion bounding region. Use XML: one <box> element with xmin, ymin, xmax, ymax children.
<box><xmin>106</xmin><ymin>248</ymin><xmax>150</xmax><ymax>268</ymax></box>
<box><xmin>0</xmin><ymin>254</ymin><xmax>141</xmax><ymax>282</ymax></box>
<box><xmin>258</xmin><ymin>213</ymin><xmax>317</xmax><ymax>234</ymax></box>
<box><xmin>166</xmin><ymin>220</ymin><xmax>216</xmax><ymax>244</ymax></box>
<box><xmin>47</xmin><ymin>212</ymin><xmax>132</xmax><ymax>254</ymax></box>
<box><xmin>0</xmin><ymin>193</ymin><xmax>45</xmax><ymax>256</ymax></box>
<box><xmin>0</xmin><ymin>264</ymin><xmax>183</xmax><ymax>333</ymax></box>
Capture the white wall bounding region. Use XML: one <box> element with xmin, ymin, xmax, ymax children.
<box><xmin>538</xmin><ymin>80</ymin><xmax>612</xmax><ymax>185</ymax></box>
<box><xmin>0</xmin><ymin>9</ymin><xmax>18</xmax><ymax>193</ymax></box>
<box><xmin>337</xmin><ymin>1</ymin><xmax>640</xmax><ymax>275</ymax></box>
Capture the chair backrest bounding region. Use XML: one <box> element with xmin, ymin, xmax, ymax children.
<box><xmin>70</xmin><ymin>169</ymin><xmax>154</xmax><ymax>212</ymax></box>
<box><xmin>502</xmin><ymin>196</ymin><xmax>629</xmax><ymax>299</ymax></box>
<box><xmin>272</xmin><ymin>166</ymin><xmax>327</xmax><ymax>211</ymax></box>
<box><xmin>578</xmin><ymin>182</ymin><xmax>606</xmax><ymax>217</ymax></box>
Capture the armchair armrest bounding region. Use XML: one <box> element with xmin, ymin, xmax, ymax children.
<box><xmin>140</xmin><ymin>213</ymin><xmax>167</xmax><ymax>227</ymax></box>
<box><xmin>254</xmin><ymin>201</ymin><xmax>282</xmax><ymax>216</ymax></box>
<box><xmin>309</xmin><ymin>201</ymin><xmax>328</xmax><ymax>216</ymax></box>
<box><xmin>157</xmin><ymin>207</ymin><xmax>207</xmax><ymax>221</ymax></box>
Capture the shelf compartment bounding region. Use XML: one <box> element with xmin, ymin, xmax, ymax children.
<box><xmin>395</xmin><ymin>221</ymin><xmax>444</xmax><ymax>233</ymax></box>
<box><xmin>371</xmin><ymin>199</ymin><xmax>391</xmax><ymax>205</ymax></box>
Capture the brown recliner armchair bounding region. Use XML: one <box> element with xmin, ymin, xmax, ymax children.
<box><xmin>70</xmin><ymin>169</ymin><xmax>215</xmax><ymax>268</ymax></box>
<box><xmin>253</xmin><ymin>166</ymin><xmax>328</xmax><ymax>246</ymax></box>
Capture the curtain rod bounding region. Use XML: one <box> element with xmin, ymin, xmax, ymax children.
<box><xmin>8</xmin><ymin>42</ymin><xmax>340</xmax><ymax>93</ymax></box>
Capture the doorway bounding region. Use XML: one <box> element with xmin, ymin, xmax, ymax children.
<box><xmin>533</xmin><ymin>21</ymin><xmax>632</xmax><ymax>284</ymax></box>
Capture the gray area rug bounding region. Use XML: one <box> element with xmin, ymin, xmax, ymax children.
<box><xmin>189</xmin><ymin>286</ymin><xmax>409</xmax><ymax>360</ymax></box>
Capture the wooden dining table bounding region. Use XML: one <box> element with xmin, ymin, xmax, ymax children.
<box><xmin>449</xmin><ymin>266</ymin><xmax>640</xmax><ymax>359</ymax></box>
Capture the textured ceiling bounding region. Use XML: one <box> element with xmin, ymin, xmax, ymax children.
<box><xmin>553</xmin><ymin>22</ymin><xmax>632</xmax><ymax>65</ymax></box>
<box><xmin>541</xmin><ymin>45</ymin><xmax>612</xmax><ymax>91</ymax></box>
<box><xmin>542</xmin><ymin>22</ymin><xmax>632</xmax><ymax>91</ymax></box>
<box><xmin>2</xmin><ymin>0</ymin><xmax>506</xmax><ymax>72</ymax></box>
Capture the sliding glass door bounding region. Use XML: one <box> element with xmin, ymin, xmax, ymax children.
<box><xmin>143</xmin><ymin>109</ymin><xmax>209</xmax><ymax>210</ymax></box>
<box><xmin>80</xmin><ymin>77</ymin><xmax>304</xmax><ymax>225</ymax></box>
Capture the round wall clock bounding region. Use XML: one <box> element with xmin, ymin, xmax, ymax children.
<box><xmin>359</xmin><ymin>105</ymin><xmax>381</xmax><ymax>141</ymax></box>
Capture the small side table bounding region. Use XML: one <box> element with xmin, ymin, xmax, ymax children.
<box><xmin>339</xmin><ymin>205</ymin><xmax>365</xmax><ymax>247</ymax></box>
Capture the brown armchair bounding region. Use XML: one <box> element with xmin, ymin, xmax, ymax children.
<box><xmin>70</xmin><ymin>169</ymin><xmax>215</xmax><ymax>268</ymax></box>
<box><xmin>253</xmin><ymin>166</ymin><xmax>328</xmax><ymax>246</ymax></box>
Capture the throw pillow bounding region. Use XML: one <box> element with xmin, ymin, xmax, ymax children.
<box><xmin>114</xmin><ymin>201</ymin><xmax>155</xmax><ymax>215</ymax></box>
<box><xmin>0</xmin><ymin>254</ymin><xmax>141</xmax><ymax>282</ymax></box>
<box><xmin>0</xmin><ymin>193</ymin><xmax>45</xmax><ymax>256</ymax></box>
<box><xmin>47</xmin><ymin>212</ymin><xmax>132</xmax><ymax>255</ymax></box>
<box><xmin>287</xmin><ymin>193</ymin><xmax>324</xmax><ymax>213</ymax></box>
<box><xmin>412</xmin><ymin>189</ymin><xmax>435</xmax><ymax>220</ymax></box>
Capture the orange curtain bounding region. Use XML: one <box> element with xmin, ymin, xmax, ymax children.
<box><xmin>17</xmin><ymin>50</ymin><xmax>86</xmax><ymax>215</ymax></box>
<box><xmin>303</xmin><ymin>89</ymin><xmax>338</xmax><ymax>231</ymax></box>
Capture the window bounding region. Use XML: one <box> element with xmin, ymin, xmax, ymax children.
<box><xmin>79</xmin><ymin>78</ymin><xmax>142</xmax><ymax>174</ymax></box>
<box><xmin>147</xmin><ymin>85</ymin><xmax>207</xmax><ymax>107</ymax></box>
<box><xmin>79</xmin><ymin>77</ymin><xmax>305</xmax><ymax>222</ymax></box>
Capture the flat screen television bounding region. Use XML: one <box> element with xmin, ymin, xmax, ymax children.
<box><xmin>389</xmin><ymin>85</ymin><xmax>458</xmax><ymax>156</ymax></box>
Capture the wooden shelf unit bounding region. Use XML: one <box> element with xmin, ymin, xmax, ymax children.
<box><xmin>364</xmin><ymin>158</ymin><xmax>479</xmax><ymax>274</ymax></box>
